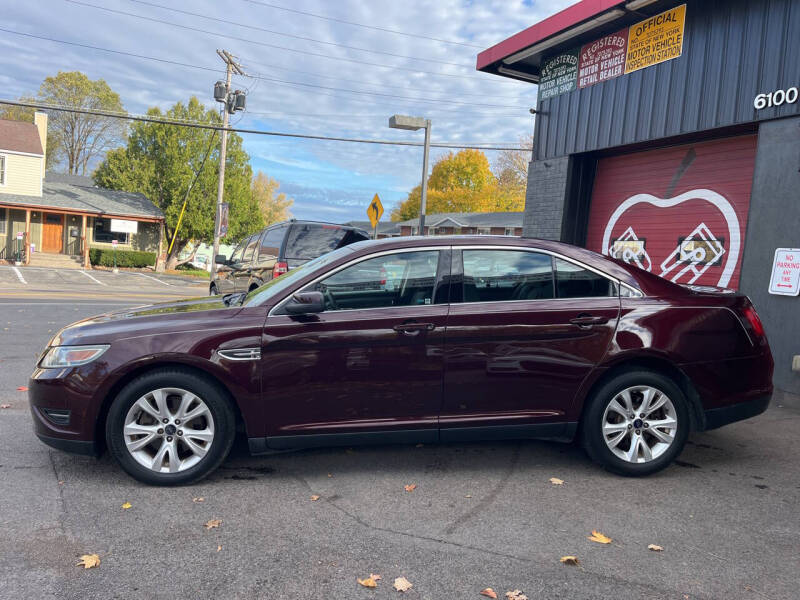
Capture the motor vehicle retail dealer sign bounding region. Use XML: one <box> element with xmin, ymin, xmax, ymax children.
<box><xmin>769</xmin><ymin>249</ymin><xmax>800</xmax><ymax>296</ymax></box>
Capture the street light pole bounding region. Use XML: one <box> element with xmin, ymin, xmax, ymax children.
<box><xmin>418</xmin><ymin>119</ymin><xmax>431</xmax><ymax>236</ymax></box>
<box><xmin>389</xmin><ymin>114</ymin><xmax>431</xmax><ymax>236</ymax></box>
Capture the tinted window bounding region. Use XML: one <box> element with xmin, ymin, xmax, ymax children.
<box><xmin>229</xmin><ymin>241</ymin><xmax>245</xmax><ymax>264</ymax></box>
<box><xmin>462</xmin><ymin>250</ymin><xmax>554</xmax><ymax>303</ymax></box>
<box><xmin>554</xmin><ymin>258</ymin><xmax>616</xmax><ymax>298</ymax></box>
<box><xmin>285</xmin><ymin>225</ymin><xmax>365</xmax><ymax>261</ymax></box>
<box><xmin>312</xmin><ymin>251</ymin><xmax>439</xmax><ymax>311</ymax></box>
<box><xmin>258</xmin><ymin>226</ymin><xmax>285</xmax><ymax>260</ymax></box>
<box><xmin>242</xmin><ymin>234</ymin><xmax>260</xmax><ymax>263</ymax></box>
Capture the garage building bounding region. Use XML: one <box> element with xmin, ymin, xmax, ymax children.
<box><xmin>478</xmin><ymin>0</ymin><xmax>800</xmax><ymax>395</ymax></box>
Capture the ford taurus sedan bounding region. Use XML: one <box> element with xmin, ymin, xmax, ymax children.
<box><xmin>29</xmin><ymin>236</ymin><xmax>773</xmax><ymax>485</ymax></box>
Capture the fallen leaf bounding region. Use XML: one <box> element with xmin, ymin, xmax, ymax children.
<box><xmin>404</xmin><ymin>484</ymin><xmax>417</xmax><ymax>493</ymax></box>
<box><xmin>327</xmin><ymin>473</ymin><xmax>333</xmax><ymax>478</ymax></box>
<box><xmin>480</xmin><ymin>588</ymin><xmax>498</xmax><ymax>598</ymax></box>
<box><xmin>369</xmin><ymin>573</ymin><xmax>382</xmax><ymax>581</ymax></box>
<box><xmin>0</xmin><ymin>404</ymin><xmax>11</xmax><ymax>409</ymax></box>
<box><xmin>587</xmin><ymin>530</ymin><xmax>612</xmax><ymax>544</ymax></box>
<box><xmin>560</xmin><ymin>556</ymin><xmax>580</xmax><ymax>566</ymax></box>
<box><xmin>58</xmin><ymin>481</ymin><xmax>64</xmax><ymax>485</ymax></box>
<box><xmin>357</xmin><ymin>576</ymin><xmax>378</xmax><ymax>588</ymax></box>
<box><xmin>121</xmin><ymin>502</ymin><xmax>132</xmax><ymax>510</ymax></box>
<box><xmin>505</xmin><ymin>591</ymin><xmax>528</xmax><ymax>600</ymax></box>
<box><xmin>648</xmin><ymin>544</ymin><xmax>663</xmax><ymax>552</ymax></box>
<box><xmin>76</xmin><ymin>554</ymin><xmax>100</xmax><ymax>569</ymax></box>
<box><xmin>16</xmin><ymin>386</ymin><xmax>28</xmax><ymax>392</ymax></box>
<box><xmin>549</xmin><ymin>477</ymin><xmax>564</xmax><ymax>485</ymax></box>
<box><xmin>310</xmin><ymin>495</ymin><xmax>321</xmax><ymax>501</ymax></box>
<box><xmin>393</xmin><ymin>576</ymin><xmax>413</xmax><ymax>592</ymax></box>
<box><xmin>216</xmin><ymin>545</ymin><xmax>222</xmax><ymax>552</ymax></box>
<box><xmin>465</xmin><ymin>494</ymin><xmax>472</xmax><ymax>499</ymax></box>
<box><xmin>192</xmin><ymin>497</ymin><xmax>205</xmax><ymax>503</ymax></box>
<box><xmin>204</xmin><ymin>519</ymin><xmax>222</xmax><ymax>529</ymax></box>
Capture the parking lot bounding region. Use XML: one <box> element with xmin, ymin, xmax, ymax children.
<box><xmin>1</xmin><ymin>276</ymin><xmax>799</xmax><ymax>599</ymax></box>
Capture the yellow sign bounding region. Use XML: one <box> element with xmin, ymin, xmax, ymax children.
<box><xmin>367</xmin><ymin>193</ymin><xmax>384</xmax><ymax>228</ymax></box>
<box><xmin>624</xmin><ymin>4</ymin><xmax>686</xmax><ymax>74</ymax></box>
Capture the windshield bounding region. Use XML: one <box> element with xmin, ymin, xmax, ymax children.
<box><xmin>243</xmin><ymin>245</ymin><xmax>357</xmax><ymax>306</ymax></box>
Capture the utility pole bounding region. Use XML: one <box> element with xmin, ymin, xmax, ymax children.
<box><xmin>211</xmin><ymin>49</ymin><xmax>245</xmax><ymax>276</ymax></box>
<box><xmin>418</xmin><ymin>119</ymin><xmax>431</xmax><ymax>236</ymax></box>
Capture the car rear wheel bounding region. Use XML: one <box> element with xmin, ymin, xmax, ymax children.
<box><xmin>582</xmin><ymin>370</ymin><xmax>689</xmax><ymax>476</ymax></box>
<box><xmin>105</xmin><ymin>369</ymin><xmax>235</xmax><ymax>485</ymax></box>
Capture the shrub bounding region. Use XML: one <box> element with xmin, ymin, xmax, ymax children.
<box><xmin>89</xmin><ymin>247</ymin><xmax>156</xmax><ymax>268</ymax></box>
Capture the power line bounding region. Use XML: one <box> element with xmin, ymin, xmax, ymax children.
<box><xmin>61</xmin><ymin>0</ymin><xmax>483</xmax><ymax>81</ymax></box>
<box><xmin>0</xmin><ymin>26</ymin><xmax>527</xmax><ymax>109</ymax></box>
<box><xmin>120</xmin><ymin>0</ymin><xmax>469</xmax><ymax>68</ymax></box>
<box><xmin>0</xmin><ymin>99</ymin><xmax>532</xmax><ymax>152</ymax></box>
<box><xmin>242</xmin><ymin>0</ymin><xmax>483</xmax><ymax>49</ymax></box>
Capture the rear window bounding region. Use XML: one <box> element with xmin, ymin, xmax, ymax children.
<box><xmin>259</xmin><ymin>226</ymin><xmax>286</xmax><ymax>259</ymax></box>
<box><xmin>284</xmin><ymin>225</ymin><xmax>367</xmax><ymax>261</ymax></box>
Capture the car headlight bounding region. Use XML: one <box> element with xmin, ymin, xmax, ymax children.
<box><xmin>40</xmin><ymin>345</ymin><xmax>110</xmax><ymax>368</ymax></box>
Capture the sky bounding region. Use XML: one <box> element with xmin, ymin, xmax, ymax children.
<box><xmin>0</xmin><ymin>0</ymin><xmax>574</xmax><ymax>223</ymax></box>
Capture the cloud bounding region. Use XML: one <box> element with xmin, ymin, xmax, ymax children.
<box><xmin>1</xmin><ymin>0</ymin><xmax>571</xmax><ymax>223</ymax></box>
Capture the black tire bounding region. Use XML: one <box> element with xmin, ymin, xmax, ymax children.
<box><xmin>581</xmin><ymin>369</ymin><xmax>690</xmax><ymax>477</ymax></box>
<box><xmin>209</xmin><ymin>283</ymin><xmax>218</xmax><ymax>296</ymax></box>
<box><xmin>105</xmin><ymin>368</ymin><xmax>236</xmax><ymax>486</ymax></box>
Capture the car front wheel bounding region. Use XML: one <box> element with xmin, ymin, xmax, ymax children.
<box><xmin>582</xmin><ymin>370</ymin><xmax>689</xmax><ymax>476</ymax></box>
<box><xmin>105</xmin><ymin>369</ymin><xmax>235</xmax><ymax>485</ymax></box>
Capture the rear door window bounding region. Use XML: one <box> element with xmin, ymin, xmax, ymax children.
<box><xmin>462</xmin><ymin>250</ymin><xmax>554</xmax><ymax>303</ymax></box>
<box><xmin>242</xmin><ymin>234</ymin><xmax>260</xmax><ymax>263</ymax></box>
<box><xmin>554</xmin><ymin>258</ymin><xmax>617</xmax><ymax>298</ymax></box>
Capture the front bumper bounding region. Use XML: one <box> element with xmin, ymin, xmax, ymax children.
<box><xmin>703</xmin><ymin>392</ymin><xmax>772</xmax><ymax>430</ymax></box>
<box><xmin>35</xmin><ymin>433</ymin><xmax>98</xmax><ymax>456</ymax></box>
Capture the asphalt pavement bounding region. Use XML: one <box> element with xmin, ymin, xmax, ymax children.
<box><xmin>0</xmin><ymin>274</ymin><xmax>798</xmax><ymax>599</ymax></box>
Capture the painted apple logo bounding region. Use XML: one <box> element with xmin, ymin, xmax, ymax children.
<box><xmin>602</xmin><ymin>189</ymin><xmax>741</xmax><ymax>288</ymax></box>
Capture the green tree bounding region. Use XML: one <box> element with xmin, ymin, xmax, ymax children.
<box><xmin>94</xmin><ymin>97</ymin><xmax>262</xmax><ymax>269</ymax></box>
<box><xmin>252</xmin><ymin>171</ymin><xmax>293</xmax><ymax>225</ymax></box>
<box><xmin>0</xmin><ymin>97</ymin><xmax>62</xmax><ymax>171</ymax></box>
<box><xmin>390</xmin><ymin>149</ymin><xmax>526</xmax><ymax>221</ymax></box>
<box><xmin>38</xmin><ymin>71</ymin><xmax>125</xmax><ymax>174</ymax></box>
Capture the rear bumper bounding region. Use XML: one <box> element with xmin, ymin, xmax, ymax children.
<box><xmin>703</xmin><ymin>392</ymin><xmax>771</xmax><ymax>430</ymax></box>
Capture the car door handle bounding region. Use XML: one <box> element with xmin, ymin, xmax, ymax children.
<box><xmin>393</xmin><ymin>322</ymin><xmax>436</xmax><ymax>334</ymax></box>
<box><xmin>570</xmin><ymin>315</ymin><xmax>609</xmax><ymax>328</ymax></box>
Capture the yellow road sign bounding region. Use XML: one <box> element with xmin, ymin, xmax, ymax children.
<box><xmin>367</xmin><ymin>193</ymin><xmax>384</xmax><ymax>228</ymax></box>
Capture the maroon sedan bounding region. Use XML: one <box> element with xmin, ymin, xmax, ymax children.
<box><xmin>29</xmin><ymin>236</ymin><xmax>773</xmax><ymax>485</ymax></box>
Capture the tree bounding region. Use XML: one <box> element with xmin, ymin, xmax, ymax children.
<box><xmin>0</xmin><ymin>97</ymin><xmax>62</xmax><ymax>171</ymax></box>
<box><xmin>494</xmin><ymin>134</ymin><xmax>533</xmax><ymax>199</ymax></box>
<box><xmin>390</xmin><ymin>149</ymin><xmax>526</xmax><ymax>221</ymax></box>
<box><xmin>94</xmin><ymin>97</ymin><xmax>263</xmax><ymax>269</ymax></box>
<box><xmin>252</xmin><ymin>171</ymin><xmax>293</xmax><ymax>225</ymax></box>
<box><xmin>38</xmin><ymin>71</ymin><xmax>125</xmax><ymax>174</ymax></box>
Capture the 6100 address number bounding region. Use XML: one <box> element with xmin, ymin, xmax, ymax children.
<box><xmin>754</xmin><ymin>87</ymin><xmax>799</xmax><ymax>110</ymax></box>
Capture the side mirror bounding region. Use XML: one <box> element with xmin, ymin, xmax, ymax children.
<box><xmin>215</xmin><ymin>254</ymin><xmax>228</xmax><ymax>265</ymax></box>
<box><xmin>285</xmin><ymin>291</ymin><xmax>325</xmax><ymax>315</ymax></box>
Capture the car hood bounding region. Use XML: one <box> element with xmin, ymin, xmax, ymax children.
<box><xmin>49</xmin><ymin>296</ymin><xmax>247</xmax><ymax>346</ymax></box>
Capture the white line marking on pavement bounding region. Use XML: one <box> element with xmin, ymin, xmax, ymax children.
<box><xmin>78</xmin><ymin>270</ymin><xmax>107</xmax><ymax>286</ymax></box>
<box><xmin>12</xmin><ymin>267</ymin><xmax>26</xmax><ymax>284</ymax></box>
<box><xmin>135</xmin><ymin>272</ymin><xmax>172</xmax><ymax>286</ymax></box>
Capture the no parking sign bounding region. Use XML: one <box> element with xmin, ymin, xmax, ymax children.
<box><xmin>769</xmin><ymin>248</ymin><xmax>800</xmax><ymax>296</ymax></box>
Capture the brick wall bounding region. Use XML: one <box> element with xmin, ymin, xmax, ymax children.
<box><xmin>523</xmin><ymin>156</ymin><xmax>570</xmax><ymax>240</ymax></box>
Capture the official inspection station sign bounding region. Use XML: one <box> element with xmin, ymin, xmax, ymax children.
<box><xmin>769</xmin><ymin>248</ymin><xmax>800</xmax><ymax>296</ymax></box>
<box><xmin>625</xmin><ymin>4</ymin><xmax>686</xmax><ymax>74</ymax></box>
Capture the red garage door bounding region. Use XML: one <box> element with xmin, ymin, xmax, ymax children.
<box><xmin>585</xmin><ymin>135</ymin><xmax>757</xmax><ymax>290</ymax></box>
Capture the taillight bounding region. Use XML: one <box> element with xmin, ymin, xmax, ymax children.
<box><xmin>273</xmin><ymin>261</ymin><xmax>288</xmax><ymax>278</ymax></box>
<box><xmin>742</xmin><ymin>303</ymin><xmax>765</xmax><ymax>339</ymax></box>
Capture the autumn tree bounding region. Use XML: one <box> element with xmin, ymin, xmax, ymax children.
<box><xmin>390</xmin><ymin>148</ymin><xmax>526</xmax><ymax>221</ymax></box>
<box><xmin>252</xmin><ymin>171</ymin><xmax>293</xmax><ymax>225</ymax></box>
<box><xmin>37</xmin><ymin>71</ymin><xmax>126</xmax><ymax>174</ymax></box>
<box><xmin>94</xmin><ymin>97</ymin><xmax>262</xmax><ymax>269</ymax></box>
<box><xmin>494</xmin><ymin>134</ymin><xmax>533</xmax><ymax>199</ymax></box>
<box><xmin>0</xmin><ymin>97</ymin><xmax>62</xmax><ymax>171</ymax></box>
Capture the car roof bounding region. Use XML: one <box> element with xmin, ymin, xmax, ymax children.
<box><xmin>264</xmin><ymin>219</ymin><xmax>367</xmax><ymax>232</ymax></box>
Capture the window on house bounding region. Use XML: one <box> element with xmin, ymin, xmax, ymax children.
<box><xmin>504</xmin><ymin>228</ymin><xmax>515</xmax><ymax>236</ymax></box>
<box><xmin>94</xmin><ymin>218</ymin><xmax>129</xmax><ymax>244</ymax></box>
<box><xmin>476</xmin><ymin>227</ymin><xmax>491</xmax><ymax>235</ymax></box>
<box><xmin>0</xmin><ymin>155</ymin><xmax>6</xmax><ymax>186</ymax></box>
<box><xmin>0</xmin><ymin>207</ymin><xmax>6</xmax><ymax>234</ymax></box>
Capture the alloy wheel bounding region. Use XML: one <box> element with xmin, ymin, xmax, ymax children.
<box><xmin>123</xmin><ymin>387</ymin><xmax>215</xmax><ymax>473</ymax></box>
<box><xmin>601</xmin><ymin>385</ymin><xmax>678</xmax><ymax>464</ymax></box>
